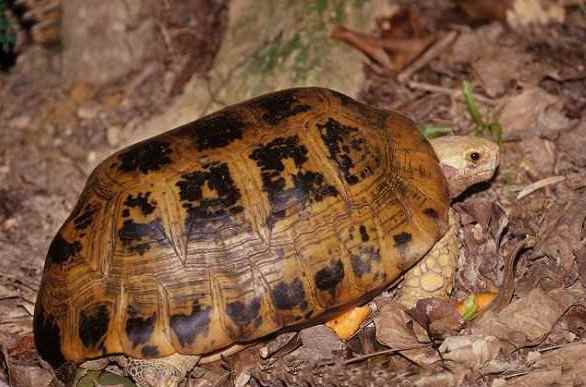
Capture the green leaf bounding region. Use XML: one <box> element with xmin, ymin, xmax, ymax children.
<box><xmin>460</xmin><ymin>294</ymin><xmax>478</xmax><ymax>321</ymax></box>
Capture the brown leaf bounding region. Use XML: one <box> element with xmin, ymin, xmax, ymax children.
<box><xmin>408</xmin><ymin>298</ymin><xmax>465</xmax><ymax>339</ymax></box>
<box><xmin>557</xmin><ymin>118</ymin><xmax>586</xmax><ymax>168</ymax></box>
<box><xmin>331</xmin><ymin>7</ymin><xmax>435</xmax><ymax>74</ymax></box>
<box><xmin>455</xmin><ymin>199</ymin><xmax>509</xmax><ymax>295</ymax></box>
<box><xmin>439</xmin><ymin>335</ymin><xmax>506</xmax><ymax>371</ymax></box>
<box><xmin>472</xmin><ymin>288</ymin><xmax>583</xmax><ymax>346</ymax></box>
<box><xmin>518</xmin><ymin>137</ymin><xmax>556</xmax><ymax>179</ymax></box>
<box><xmin>533</xmin><ymin>197</ymin><xmax>586</xmax><ymax>288</ymax></box>
<box><xmin>289</xmin><ymin>325</ymin><xmax>345</xmax><ymax>363</ymax></box>
<box><xmin>500</xmin><ymin>343</ymin><xmax>586</xmax><ymax>386</ymax></box>
<box><xmin>373</xmin><ymin>300</ymin><xmax>441</xmax><ymax>366</ymax></box>
<box><xmin>454</xmin><ymin>0</ymin><xmax>511</xmax><ymax>22</ymax></box>
<box><xmin>498</xmin><ymin>88</ymin><xmax>573</xmax><ymax>140</ymax></box>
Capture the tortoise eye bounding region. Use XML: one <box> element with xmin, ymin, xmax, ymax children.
<box><xmin>469</xmin><ymin>152</ymin><xmax>481</xmax><ymax>162</ymax></box>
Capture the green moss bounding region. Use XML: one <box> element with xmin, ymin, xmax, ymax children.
<box><xmin>0</xmin><ymin>0</ymin><xmax>16</xmax><ymax>52</ymax></box>
<box><xmin>248</xmin><ymin>0</ymin><xmax>369</xmax><ymax>82</ymax></box>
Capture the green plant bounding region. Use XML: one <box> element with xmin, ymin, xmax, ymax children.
<box><xmin>462</xmin><ymin>80</ymin><xmax>503</xmax><ymax>144</ymax></box>
<box><xmin>419</xmin><ymin>125</ymin><xmax>454</xmax><ymax>139</ymax></box>
<box><xmin>0</xmin><ymin>0</ymin><xmax>16</xmax><ymax>52</ymax></box>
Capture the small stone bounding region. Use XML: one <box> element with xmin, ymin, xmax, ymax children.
<box><xmin>107</xmin><ymin>126</ymin><xmax>122</xmax><ymax>146</ymax></box>
<box><xmin>234</xmin><ymin>371</ymin><xmax>251</xmax><ymax>387</ymax></box>
<box><xmin>87</xmin><ymin>152</ymin><xmax>97</xmax><ymax>163</ymax></box>
<box><xmin>77</xmin><ymin>102</ymin><xmax>101</xmax><ymax>120</ymax></box>
<box><xmin>9</xmin><ymin>115</ymin><xmax>32</xmax><ymax>129</ymax></box>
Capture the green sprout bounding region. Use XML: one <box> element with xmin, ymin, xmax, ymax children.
<box><xmin>419</xmin><ymin>125</ymin><xmax>454</xmax><ymax>139</ymax></box>
<box><xmin>0</xmin><ymin>0</ymin><xmax>16</xmax><ymax>52</ymax></box>
<box><xmin>462</xmin><ymin>80</ymin><xmax>503</xmax><ymax>144</ymax></box>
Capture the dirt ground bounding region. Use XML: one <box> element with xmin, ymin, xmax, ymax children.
<box><xmin>1</xmin><ymin>1</ymin><xmax>586</xmax><ymax>386</ymax></box>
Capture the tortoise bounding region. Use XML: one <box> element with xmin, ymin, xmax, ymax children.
<box><xmin>34</xmin><ymin>87</ymin><xmax>499</xmax><ymax>386</ymax></box>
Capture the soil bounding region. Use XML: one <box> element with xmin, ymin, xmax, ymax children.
<box><xmin>1</xmin><ymin>1</ymin><xmax>586</xmax><ymax>386</ymax></box>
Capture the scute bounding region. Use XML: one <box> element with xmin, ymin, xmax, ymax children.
<box><xmin>34</xmin><ymin>87</ymin><xmax>449</xmax><ymax>366</ymax></box>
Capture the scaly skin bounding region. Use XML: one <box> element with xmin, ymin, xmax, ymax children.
<box><xmin>397</xmin><ymin>135</ymin><xmax>499</xmax><ymax>308</ymax></box>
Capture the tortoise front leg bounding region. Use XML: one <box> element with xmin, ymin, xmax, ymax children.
<box><xmin>397</xmin><ymin>209</ymin><xmax>460</xmax><ymax>309</ymax></box>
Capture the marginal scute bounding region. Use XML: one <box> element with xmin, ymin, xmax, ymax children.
<box><xmin>33</xmin><ymin>304</ymin><xmax>66</xmax><ymax>369</ymax></box>
<box><xmin>350</xmin><ymin>246</ymin><xmax>381</xmax><ymax>278</ymax></box>
<box><xmin>141</xmin><ymin>345</ymin><xmax>160</xmax><ymax>358</ymax></box>
<box><xmin>393</xmin><ymin>232</ymin><xmax>412</xmax><ymax>246</ymax></box>
<box><xmin>271</xmin><ymin>279</ymin><xmax>307</xmax><ymax>310</ymax></box>
<box><xmin>125</xmin><ymin>306</ymin><xmax>157</xmax><ymax>348</ymax></box>
<box><xmin>314</xmin><ymin>259</ymin><xmax>345</xmax><ymax>296</ymax></box>
<box><xmin>423</xmin><ymin>207</ymin><xmax>439</xmax><ymax>219</ymax></box>
<box><xmin>169</xmin><ymin>302</ymin><xmax>211</xmax><ymax>347</ymax></box>
<box><xmin>79</xmin><ymin>303</ymin><xmax>111</xmax><ymax>350</ymax></box>
<box><xmin>226</xmin><ymin>297</ymin><xmax>261</xmax><ymax>326</ymax></box>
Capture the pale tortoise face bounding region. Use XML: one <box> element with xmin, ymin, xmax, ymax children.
<box><xmin>429</xmin><ymin>136</ymin><xmax>500</xmax><ymax>199</ymax></box>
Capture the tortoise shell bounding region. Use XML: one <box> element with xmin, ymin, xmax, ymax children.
<box><xmin>34</xmin><ymin>87</ymin><xmax>449</xmax><ymax>369</ymax></box>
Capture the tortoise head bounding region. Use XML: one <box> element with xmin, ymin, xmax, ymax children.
<box><xmin>429</xmin><ymin>135</ymin><xmax>500</xmax><ymax>199</ymax></box>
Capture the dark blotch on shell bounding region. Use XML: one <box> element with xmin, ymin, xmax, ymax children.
<box><xmin>170</xmin><ymin>302</ymin><xmax>210</xmax><ymax>347</ymax></box>
<box><xmin>179</xmin><ymin>111</ymin><xmax>246</xmax><ymax>151</ymax></box>
<box><xmin>117</xmin><ymin>140</ymin><xmax>172</xmax><ymax>174</ymax></box>
<box><xmin>350</xmin><ymin>246</ymin><xmax>381</xmax><ymax>278</ymax></box>
<box><xmin>249</xmin><ymin>136</ymin><xmax>338</xmax><ymax>225</ymax></box>
<box><xmin>393</xmin><ymin>232</ymin><xmax>412</xmax><ymax>246</ymax></box>
<box><xmin>271</xmin><ymin>279</ymin><xmax>307</xmax><ymax>310</ymax></box>
<box><xmin>317</xmin><ymin>118</ymin><xmax>364</xmax><ymax>185</ymax></box>
<box><xmin>315</xmin><ymin>259</ymin><xmax>345</xmax><ymax>296</ymax></box>
<box><xmin>79</xmin><ymin>303</ymin><xmax>110</xmax><ymax>350</ymax></box>
<box><xmin>34</xmin><ymin>304</ymin><xmax>66</xmax><ymax>369</ymax></box>
<box><xmin>254</xmin><ymin>91</ymin><xmax>311</xmax><ymax>125</ymax></box>
<box><xmin>141</xmin><ymin>345</ymin><xmax>160</xmax><ymax>358</ymax></box>
<box><xmin>423</xmin><ymin>208</ymin><xmax>439</xmax><ymax>219</ymax></box>
<box><xmin>359</xmin><ymin>225</ymin><xmax>369</xmax><ymax>242</ymax></box>
<box><xmin>118</xmin><ymin>218</ymin><xmax>168</xmax><ymax>255</ymax></box>
<box><xmin>46</xmin><ymin>234</ymin><xmax>81</xmax><ymax>266</ymax></box>
<box><xmin>124</xmin><ymin>192</ymin><xmax>156</xmax><ymax>215</ymax></box>
<box><xmin>177</xmin><ymin>163</ymin><xmax>244</xmax><ymax>233</ymax></box>
<box><xmin>73</xmin><ymin>204</ymin><xmax>98</xmax><ymax>231</ymax></box>
<box><xmin>226</xmin><ymin>298</ymin><xmax>261</xmax><ymax>326</ymax></box>
<box><xmin>126</xmin><ymin>306</ymin><xmax>157</xmax><ymax>348</ymax></box>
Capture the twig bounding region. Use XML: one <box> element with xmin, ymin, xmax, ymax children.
<box><xmin>343</xmin><ymin>344</ymin><xmax>431</xmax><ymax>365</ymax></box>
<box><xmin>397</xmin><ymin>30</ymin><xmax>459</xmax><ymax>83</ymax></box>
<box><xmin>489</xmin><ymin>240</ymin><xmax>528</xmax><ymax>314</ymax></box>
<box><xmin>516</xmin><ymin>176</ymin><xmax>566</xmax><ymax>200</ymax></box>
<box><xmin>407</xmin><ymin>80</ymin><xmax>498</xmax><ymax>106</ymax></box>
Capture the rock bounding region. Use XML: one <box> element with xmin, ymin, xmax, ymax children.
<box><xmin>126</xmin><ymin>0</ymin><xmax>387</xmax><ymax>146</ymax></box>
<box><xmin>62</xmin><ymin>0</ymin><xmax>164</xmax><ymax>85</ymax></box>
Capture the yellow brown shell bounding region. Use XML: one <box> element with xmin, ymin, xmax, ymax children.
<box><xmin>34</xmin><ymin>87</ymin><xmax>449</xmax><ymax>370</ymax></box>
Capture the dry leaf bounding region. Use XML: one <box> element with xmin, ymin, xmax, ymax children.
<box><xmin>506</xmin><ymin>0</ymin><xmax>566</xmax><ymax>28</ymax></box>
<box><xmin>439</xmin><ymin>335</ymin><xmax>505</xmax><ymax>370</ymax></box>
<box><xmin>472</xmin><ymin>288</ymin><xmax>582</xmax><ymax>346</ymax></box>
<box><xmin>501</xmin><ymin>343</ymin><xmax>586</xmax><ymax>386</ymax></box>
<box><xmin>289</xmin><ymin>325</ymin><xmax>345</xmax><ymax>363</ymax></box>
<box><xmin>373</xmin><ymin>300</ymin><xmax>441</xmax><ymax>366</ymax></box>
<box><xmin>408</xmin><ymin>298</ymin><xmax>465</xmax><ymax>338</ymax></box>
<box><xmin>499</xmin><ymin>87</ymin><xmax>573</xmax><ymax>140</ymax></box>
